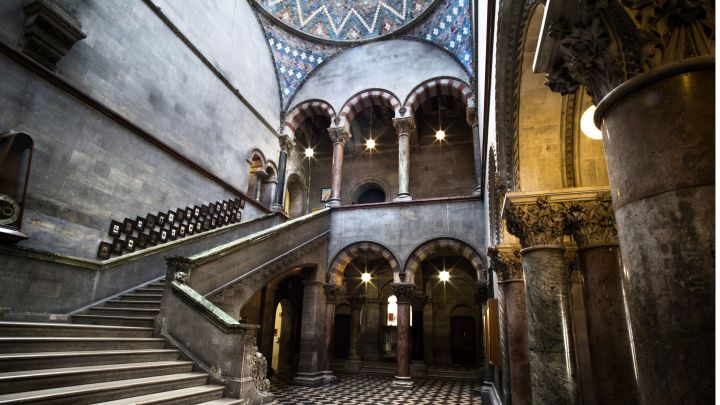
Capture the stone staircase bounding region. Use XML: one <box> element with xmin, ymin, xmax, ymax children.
<box><xmin>0</xmin><ymin>280</ymin><xmax>245</xmax><ymax>404</ymax></box>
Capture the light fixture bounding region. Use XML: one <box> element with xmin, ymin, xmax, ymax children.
<box><xmin>366</xmin><ymin>138</ymin><xmax>376</xmax><ymax>150</ymax></box>
<box><xmin>580</xmin><ymin>105</ymin><xmax>602</xmax><ymax>140</ymax></box>
<box><xmin>361</xmin><ymin>272</ymin><xmax>371</xmax><ymax>283</ymax></box>
<box><xmin>304</xmin><ymin>147</ymin><xmax>314</xmax><ymax>158</ymax></box>
<box><xmin>439</xmin><ymin>270</ymin><xmax>450</xmax><ymax>282</ymax></box>
<box><xmin>435</xmin><ymin>130</ymin><xmax>446</xmax><ymax>140</ymax></box>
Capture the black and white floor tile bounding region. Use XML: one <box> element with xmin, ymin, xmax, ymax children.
<box><xmin>270</xmin><ymin>374</ymin><xmax>482</xmax><ymax>405</ymax></box>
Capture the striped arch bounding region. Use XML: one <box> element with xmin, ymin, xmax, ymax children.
<box><xmin>403</xmin><ymin>238</ymin><xmax>487</xmax><ymax>287</ymax></box>
<box><xmin>283</xmin><ymin>99</ymin><xmax>336</xmax><ymax>137</ymax></box>
<box><xmin>327</xmin><ymin>241</ymin><xmax>400</xmax><ymax>286</ymax></box>
<box><xmin>403</xmin><ymin>77</ymin><xmax>475</xmax><ymax>114</ymax></box>
<box><xmin>338</xmin><ymin>89</ymin><xmax>402</xmax><ymax>125</ymax></box>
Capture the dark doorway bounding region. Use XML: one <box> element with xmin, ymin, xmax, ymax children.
<box><xmin>451</xmin><ymin>316</ymin><xmax>477</xmax><ymax>365</ymax></box>
<box><xmin>334</xmin><ymin>314</ymin><xmax>351</xmax><ymax>359</ymax></box>
<box><xmin>357</xmin><ymin>188</ymin><xmax>385</xmax><ymax>204</ymax></box>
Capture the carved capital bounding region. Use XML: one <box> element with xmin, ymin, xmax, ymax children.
<box><xmin>392</xmin><ymin>116</ymin><xmax>416</xmax><ymax>137</ymax></box>
<box><xmin>504</xmin><ymin>196</ymin><xmax>568</xmax><ymax>248</ymax></box>
<box><xmin>278</xmin><ymin>134</ymin><xmax>295</xmax><ymax>154</ymax></box>
<box><xmin>488</xmin><ymin>246</ymin><xmax>523</xmax><ymax>282</ymax></box>
<box><xmin>347</xmin><ymin>294</ymin><xmax>366</xmax><ymax>310</ymax></box>
<box><xmin>466</xmin><ymin>107</ymin><xmax>479</xmax><ymax>128</ymax></box>
<box><xmin>475</xmin><ymin>281</ymin><xmax>489</xmax><ymax>303</ymax></box>
<box><xmin>392</xmin><ymin>283</ymin><xmax>414</xmax><ymax>304</ymax></box>
<box><xmin>327</xmin><ymin>126</ymin><xmax>350</xmax><ymax>145</ymax></box>
<box><xmin>564</xmin><ymin>192</ymin><xmax>619</xmax><ymax>246</ymax></box>
<box><xmin>324</xmin><ymin>284</ymin><xmax>338</xmax><ymax>304</ymax></box>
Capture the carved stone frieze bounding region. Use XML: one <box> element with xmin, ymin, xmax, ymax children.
<box><xmin>278</xmin><ymin>134</ymin><xmax>295</xmax><ymax>153</ymax></box>
<box><xmin>392</xmin><ymin>283</ymin><xmax>414</xmax><ymax>304</ymax></box>
<box><xmin>504</xmin><ymin>196</ymin><xmax>568</xmax><ymax>248</ymax></box>
<box><xmin>327</xmin><ymin>126</ymin><xmax>350</xmax><ymax>145</ymax></box>
<box><xmin>392</xmin><ymin>116</ymin><xmax>416</xmax><ymax>137</ymax></box>
<box><xmin>488</xmin><ymin>246</ymin><xmax>523</xmax><ymax>282</ymax></box>
<box><xmin>564</xmin><ymin>192</ymin><xmax>619</xmax><ymax>246</ymax></box>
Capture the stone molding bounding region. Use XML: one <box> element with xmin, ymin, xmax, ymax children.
<box><xmin>392</xmin><ymin>116</ymin><xmax>416</xmax><ymax>138</ymax></box>
<box><xmin>535</xmin><ymin>0</ymin><xmax>715</xmax><ymax>104</ymax></box>
<box><xmin>278</xmin><ymin>134</ymin><xmax>295</xmax><ymax>154</ymax></box>
<box><xmin>327</xmin><ymin>126</ymin><xmax>350</xmax><ymax>145</ymax></box>
<box><xmin>488</xmin><ymin>246</ymin><xmax>523</xmax><ymax>283</ymax></box>
<box><xmin>565</xmin><ymin>192</ymin><xmax>619</xmax><ymax>246</ymax></box>
<box><xmin>392</xmin><ymin>283</ymin><xmax>415</xmax><ymax>304</ymax></box>
<box><xmin>22</xmin><ymin>0</ymin><xmax>86</xmax><ymax>70</ymax></box>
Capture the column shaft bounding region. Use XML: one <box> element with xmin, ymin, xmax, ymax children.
<box><xmin>322</xmin><ymin>285</ymin><xmax>337</xmax><ymax>382</ymax></box>
<box><xmin>292</xmin><ymin>279</ymin><xmax>326</xmax><ymax>386</ymax></box>
<box><xmin>330</xmin><ymin>142</ymin><xmax>344</xmax><ymax>204</ymax></box>
<box><xmin>392</xmin><ymin>283</ymin><xmax>414</xmax><ymax>389</ymax></box>
<box><xmin>467</xmin><ymin>107</ymin><xmax>482</xmax><ymax>194</ymax></box>
<box><xmin>273</xmin><ymin>135</ymin><xmax>294</xmax><ymax>211</ymax></box>
<box><xmin>392</xmin><ymin>117</ymin><xmax>414</xmax><ymax>201</ymax></box>
<box><xmin>502</xmin><ymin>280</ymin><xmax>532</xmax><ymax>405</ymax></box>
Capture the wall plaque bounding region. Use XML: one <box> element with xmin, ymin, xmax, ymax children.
<box><xmin>97</xmin><ymin>242</ymin><xmax>111</xmax><ymax>259</ymax></box>
<box><xmin>109</xmin><ymin>220</ymin><xmax>122</xmax><ymax>237</ymax></box>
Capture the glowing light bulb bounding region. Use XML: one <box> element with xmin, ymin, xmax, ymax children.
<box><xmin>361</xmin><ymin>272</ymin><xmax>371</xmax><ymax>283</ymax></box>
<box><xmin>439</xmin><ymin>270</ymin><xmax>450</xmax><ymax>282</ymax></box>
<box><xmin>304</xmin><ymin>147</ymin><xmax>314</xmax><ymax>158</ymax></box>
<box><xmin>580</xmin><ymin>106</ymin><xmax>602</xmax><ymax>140</ymax></box>
<box><xmin>435</xmin><ymin>130</ymin><xmax>446</xmax><ymax>140</ymax></box>
<box><xmin>366</xmin><ymin>138</ymin><xmax>376</xmax><ymax>150</ymax></box>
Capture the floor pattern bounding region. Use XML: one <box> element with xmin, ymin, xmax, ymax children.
<box><xmin>270</xmin><ymin>373</ymin><xmax>483</xmax><ymax>404</ymax></box>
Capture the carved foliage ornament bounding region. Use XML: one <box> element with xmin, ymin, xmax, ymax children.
<box><xmin>504</xmin><ymin>196</ymin><xmax>567</xmax><ymax>247</ymax></box>
<box><xmin>327</xmin><ymin>127</ymin><xmax>350</xmax><ymax>145</ymax></box>
<box><xmin>392</xmin><ymin>283</ymin><xmax>414</xmax><ymax>303</ymax></box>
<box><xmin>392</xmin><ymin>117</ymin><xmax>416</xmax><ymax>137</ymax></box>
<box><xmin>564</xmin><ymin>192</ymin><xmax>618</xmax><ymax>246</ymax></box>
<box><xmin>247</xmin><ymin>347</ymin><xmax>271</xmax><ymax>394</ymax></box>
<box><xmin>488</xmin><ymin>246</ymin><xmax>523</xmax><ymax>282</ymax></box>
<box><xmin>278</xmin><ymin>134</ymin><xmax>295</xmax><ymax>153</ymax></box>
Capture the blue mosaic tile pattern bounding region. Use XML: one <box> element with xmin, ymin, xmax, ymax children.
<box><xmin>256</xmin><ymin>0</ymin><xmax>438</xmax><ymax>42</ymax></box>
<box><xmin>406</xmin><ymin>0</ymin><xmax>474</xmax><ymax>75</ymax></box>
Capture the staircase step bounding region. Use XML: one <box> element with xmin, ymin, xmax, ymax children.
<box><xmin>105</xmin><ymin>300</ymin><xmax>161</xmax><ymax>309</ymax></box>
<box><xmin>0</xmin><ymin>337</ymin><xmax>166</xmax><ymax>353</ymax></box>
<box><xmin>89</xmin><ymin>307</ymin><xmax>161</xmax><ymax>317</ymax></box>
<box><xmin>134</xmin><ymin>288</ymin><xmax>164</xmax><ymax>294</ymax></box>
<box><xmin>0</xmin><ymin>372</ymin><xmax>208</xmax><ymax>404</ymax></box>
<box><xmin>196</xmin><ymin>399</ymin><xmax>247</xmax><ymax>405</ymax></box>
<box><xmin>147</xmin><ymin>282</ymin><xmax>166</xmax><ymax>288</ymax></box>
<box><xmin>0</xmin><ymin>322</ymin><xmax>153</xmax><ymax>338</ymax></box>
<box><xmin>0</xmin><ymin>349</ymin><xmax>179</xmax><ymax>371</ymax></box>
<box><xmin>121</xmin><ymin>293</ymin><xmax>163</xmax><ymax>301</ymax></box>
<box><xmin>92</xmin><ymin>384</ymin><xmax>227</xmax><ymax>405</ymax></box>
<box><xmin>0</xmin><ymin>360</ymin><xmax>194</xmax><ymax>394</ymax></box>
<box><xmin>72</xmin><ymin>314</ymin><xmax>156</xmax><ymax>327</ymax></box>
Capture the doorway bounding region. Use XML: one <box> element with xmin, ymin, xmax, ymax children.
<box><xmin>334</xmin><ymin>314</ymin><xmax>351</xmax><ymax>359</ymax></box>
<box><xmin>451</xmin><ymin>316</ymin><xmax>477</xmax><ymax>365</ymax></box>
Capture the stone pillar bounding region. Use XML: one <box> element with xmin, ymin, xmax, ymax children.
<box><xmin>504</xmin><ymin>196</ymin><xmax>578</xmax><ymax>405</ymax></box>
<box><xmin>327</xmin><ymin>127</ymin><xmax>349</xmax><ymax>206</ymax></box>
<box><xmin>321</xmin><ymin>285</ymin><xmax>337</xmax><ymax>382</ymax></box>
<box><xmin>392</xmin><ymin>117</ymin><xmax>415</xmax><ymax>201</ymax></box>
<box><xmin>344</xmin><ymin>294</ymin><xmax>365</xmax><ymax>373</ymax></box>
<box><xmin>489</xmin><ymin>246</ymin><xmax>532</xmax><ymax>405</ymax></box>
<box><xmin>252</xmin><ymin>170</ymin><xmax>266</xmax><ymax>201</ymax></box>
<box><xmin>535</xmin><ymin>4</ymin><xmax>714</xmax><ymax>402</ymax></box>
<box><xmin>466</xmin><ymin>107</ymin><xmax>482</xmax><ymax>195</ymax></box>
<box><xmin>565</xmin><ymin>194</ymin><xmax>638</xmax><ymax>404</ymax></box>
<box><xmin>272</xmin><ymin>134</ymin><xmax>294</xmax><ymax>211</ymax></box>
<box><xmin>293</xmin><ymin>279</ymin><xmax>326</xmax><ymax>386</ymax></box>
<box><xmin>391</xmin><ymin>283</ymin><xmax>414</xmax><ymax>389</ymax></box>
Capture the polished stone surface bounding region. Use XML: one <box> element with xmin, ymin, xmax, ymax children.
<box><xmin>502</xmin><ymin>281</ymin><xmax>532</xmax><ymax>405</ymax></box>
<box><xmin>578</xmin><ymin>245</ymin><xmax>637</xmax><ymax>404</ymax></box>
<box><xmin>522</xmin><ymin>246</ymin><xmax>577</xmax><ymax>405</ymax></box>
<box><xmin>600</xmin><ymin>67</ymin><xmax>714</xmax><ymax>404</ymax></box>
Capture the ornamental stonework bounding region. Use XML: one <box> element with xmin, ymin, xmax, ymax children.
<box><xmin>327</xmin><ymin>127</ymin><xmax>350</xmax><ymax>145</ymax></box>
<box><xmin>564</xmin><ymin>192</ymin><xmax>619</xmax><ymax>246</ymax></box>
<box><xmin>504</xmin><ymin>196</ymin><xmax>567</xmax><ymax>248</ymax></box>
<box><xmin>324</xmin><ymin>284</ymin><xmax>338</xmax><ymax>303</ymax></box>
<box><xmin>488</xmin><ymin>246</ymin><xmax>523</xmax><ymax>282</ymax></box>
<box><xmin>392</xmin><ymin>283</ymin><xmax>414</xmax><ymax>303</ymax></box>
<box><xmin>278</xmin><ymin>134</ymin><xmax>295</xmax><ymax>153</ymax></box>
<box><xmin>392</xmin><ymin>117</ymin><xmax>416</xmax><ymax>137</ymax></box>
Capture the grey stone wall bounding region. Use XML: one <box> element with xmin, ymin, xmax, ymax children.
<box><xmin>0</xmin><ymin>0</ymin><xmax>281</xmax><ymax>258</ymax></box>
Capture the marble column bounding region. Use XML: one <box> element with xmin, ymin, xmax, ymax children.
<box><xmin>565</xmin><ymin>195</ymin><xmax>637</xmax><ymax>404</ymax></box>
<box><xmin>489</xmin><ymin>246</ymin><xmax>532</xmax><ymax>405</ymax></box>
<box><xmin>504</xmin><ymin>196</ymin><xmax>578</xmax><ymax>405</ymax></box>
<box><xmin>391</xmin><ymin>283</ymin><xmax>414</xmax><ymax>389</ymax></box>
<box><xmin>327</xmin><ymin>127</ymin><xmax>349</xmax><ymax>206</ymax></box>
<box><xmin>466</xmin><ymin>107</ymin><xmax>482</xmax><ymax>195</ymax></box>
<box><xmin>344</xmin><ymin>294</ymin><xmax>365</xmax><ymax>373</ymax></box>
<box><xmin>293</xmin><ymin>279</ymin><xmax>326</xmax><ymax>386</ymax></box>
<box><xmin>272</xmin><ymin>135</ymin><xmax>294</xmax><ymax>211</ymax></box>
<box><xmin>321</xmin><ymin>285</ymin><xmax>337</xmax><ymax>382</ymax></box>
<box><xmin>392</xmin><ymin>117</ymin><xmax>415</xmax><ymax>201</ymax></box>
<box><xmin>534</xmin><ymin>4</ymin><xmax>714</xmax><ymax>402</ymax></box>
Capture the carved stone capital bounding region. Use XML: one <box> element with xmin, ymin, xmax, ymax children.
<box><xmin>278</xmin><ymin>134</ymin><xmax>295</xmax><ymax>154</ymax></box>
<box><xmin>466</xmin><ymin>107</ymin><xmax>479</xmax><ymax>128</ymax></box>
<box><xmin>392</xmin><ymin>283</ymin><xmax>414</xmax><ymax>304</ymax></box>
<box><xmin>347</xmin><ymin>294</ymin><xmax>366</xmax><ymax>310</ymax></box>
<box><xmin>22</xmin><ymin>0</ymin><xmax>87</xmax><ymax>70</ymax></box>
<box><xmin>488</xmin><ymin>246</ymin><xmax>523</xmax><ymax>282</ymax></box>
<box><xmin>475</xmin><ymin>280</ymin><xmax>489</xmax><ymax>303</ymax></box>
<box><xmin>324</xmin><ymin>284</ymin><xmax>338</xmax><ymax>304</ymax></box>
<box><xmin>564</xmin><ymin>192</ymin><xmax>619</xmax><ymax>246</ymax></box>
<box><xmin>504</xmin><ymin>196</ymin><xmax>568</xmax><ymax>248</ymax></box>
<box><xmin>535</xmin><ymin>0</ymin><xmax>715</xmax><ymax>104</ymax></box>
<box><xmin>327</xmin><ymin>126</ymin><xmax>350</xmax><ymax>145</ymax></box>
<box><xmin>392</xmin><ymin>116</ymin><xmax>416</xmax><ymax>137</ymax></box>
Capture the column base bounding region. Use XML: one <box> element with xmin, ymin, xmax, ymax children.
<box><xmin>322</xmin><ymin>370</ymin><xmax>337</xmax><ymax>384</ymax></box>
<box><xmin>326</xmin><ymin>198</ymin><xmax>341</xmax><ymax>207</ymax></box>
<box><xmin>391</xmin><ymin>376</ymin><xmax>414</xmax><ymax>390</ymax></box>
<box><xmin>393</xmin><ymin>193</ymin><xmax>412</xmax><ymax>202</ymax></box>
<box><xmin>292</xmin><ymin>371</ymin><xmax>327</xmax><ymax>386</ymax></box>
<box><xmin>343</xmin><ymin>358</ymin><xmax>362</xmax><ymax>373</ymax></box>
<box><xmin>270</xmin><ymin>203</ymin><xmax>285</xmax><ymax>212</ymax></box>
<box><xmin>472</xmin><ymin>185</ymin><xmax>482</xmax><ymax>196</ymax></box>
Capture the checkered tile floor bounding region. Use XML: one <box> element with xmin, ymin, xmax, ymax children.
<box><xmin>270</xmin><ymin>373</ymin><xmax>482</xmax><ymax>404</ymax></box>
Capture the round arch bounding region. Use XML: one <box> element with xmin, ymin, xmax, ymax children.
<box><xmin>247</xmin><ymin>148</ymin><xmax>266</xmax><ymax>168</ymax></box>
<box><xmin>284</xmin><ymin>173</ymin><xmax>305</xmax><ymax>217</ymax></box>
<box><xmin>283</xmin><ymin>99</ymin><xmax>336</xmax><ymax>137</ymax></box>
<box><xmin>338</xmin><ymin>88</ymin><xmax>402</xmax><ymax>126</ymax></box>
<box><xmin>403</xmin><ymin>77</ymin><xmax>475</xmax><ymax>115</ymax></box>
<box><xmin>403</xmin><ymin>238</ymin><xmax>487</xmax><ymax>288</ymax></box>
<box><xmin>327</xmin><ymin>241</ymin><xmax>401</xmax><ymax>286</ymax></box>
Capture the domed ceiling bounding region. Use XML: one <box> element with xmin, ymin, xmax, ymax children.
<box><xmin>255</xmin><ymin>0</ymin><xmax>440</xmax><ymax>42</ymax></box>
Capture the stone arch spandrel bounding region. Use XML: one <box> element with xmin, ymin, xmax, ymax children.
<box><xmin>327</xmin><ymin>241</ymin><xmax>401</xmax><ymax>286</ymax></box>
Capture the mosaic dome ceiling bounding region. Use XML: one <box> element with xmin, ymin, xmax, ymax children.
<box><xmin>256</xmin><ymin>0</ymin><xmax>440</xmax><ymax>42</ymax></box>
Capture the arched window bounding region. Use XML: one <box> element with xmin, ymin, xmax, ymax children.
<box><xmin>386</xmin><ymin>295</ymin><xmax>412</xmax><ymax>326</ymax></box>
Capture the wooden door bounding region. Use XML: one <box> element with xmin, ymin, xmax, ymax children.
<box><xmin>451</xmin><ymin>316</ymin><xmax>477</xmax><ymax>365</ymax></box>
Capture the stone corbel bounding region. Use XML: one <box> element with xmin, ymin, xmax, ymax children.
<box><xmin>22</xmin><ymin>0</ymin><xmax>87</xmax><ymax>70</ymax></box>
